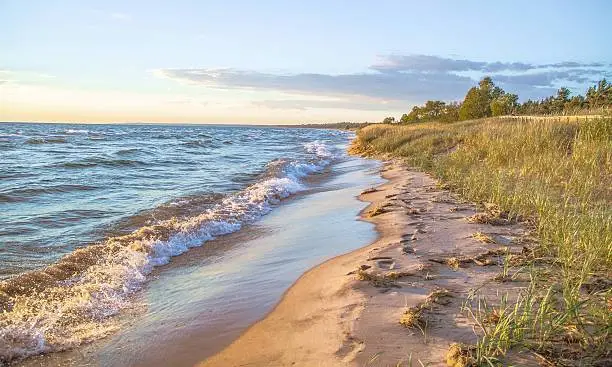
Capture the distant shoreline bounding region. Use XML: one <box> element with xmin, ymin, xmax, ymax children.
<box><xmin>0</xmin><ymin>120</ymin><xmax>366</xmax><ymax>129</ymax></box>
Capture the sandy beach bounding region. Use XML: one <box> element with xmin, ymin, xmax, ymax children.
<box><xmin>200</xmin><ymin>161</ymin><xmax>536</xmax><ymax>366</ymax></box>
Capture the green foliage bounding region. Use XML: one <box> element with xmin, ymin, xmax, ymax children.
<box><xmin>395</xmin><ymin>78</ymin><xmax>611</xmax><ymax>125</ymax></box>
<box><xmin>382</xmin><ymin>116</ymin><xmax>396</xmax><ymax>124</ymax></box>
<box><xmin>517</xmin><ymin>79</ymin><xmax>611</xmax><ymax>115</ymax></box>
<box><xmin>459</xmin><ymin>77</ymin><xmax>514</xmax><ymax>120</ymax></box>
<box><xmin>459</xmin><ymin>86</ymin><xmax>489</xmax><ymax>120</ymax></box>
<box><xmin>491</xmin><ymin>93</ymin><xmax>518</xmax><ymax>116</ymax></box>
<box><xmin>400</xmin><ymin>101</ymin><xmax>460</xmax><ymax>124</ymax></box>
<box><xmin>586</xmin><ymin>78</ymin><xmax>611</xmax><ymax>108</ymax></box>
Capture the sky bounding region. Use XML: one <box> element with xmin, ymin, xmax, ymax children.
<box><xmin>1</xmin><ymin>0</ymin><xmax>611</xmax><ymax>124</ymax></box>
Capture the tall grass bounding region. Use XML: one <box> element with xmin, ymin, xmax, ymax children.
<box><xmin>351</xmin><ymin>117</ymin><xmax>611</xmax><ymax>364</ymax></box>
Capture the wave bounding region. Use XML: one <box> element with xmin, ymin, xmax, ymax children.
<box><xmin>0</xmin><ymin>133</ymin><xmax>24</xmax><ymax>138</ymax></box>
<box><xmin>0</xmin><ymin>140</ymin><xmax>340</xmax><ymax>363</ymax></box>
<box><xmin>181</xmin><ymin>139</ymin><xmax>214</xmax><ymax>148</ymax></box>
<box><xmin>87</xmin><ymin>136</ymin><xmax>107</xmax><ymax>141</ymax></box>
<box><xmin>114</xmin><ymin>148</ymin><xmax>142</xmax><ymax>156</ymax></box>
<box><xmin>0</xmin><ymin>184</ymin><xmax>99</xmax><ymax>203</ymax></box>
<box><xmin>59</xmin><ymin>161</ymin><xmax>98</xmax><ymax>169</ymax></box>
<box><xmin>25</xmin><ymin>137</ymin><xmax>67</xmax><ymax>145</ymax></box>
<box><xmin>58</xmin><ymin>157</ymin><xmax>145</xmax><ymax>169</ymax></box>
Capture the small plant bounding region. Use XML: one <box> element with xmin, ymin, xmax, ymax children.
<box><xmin>493</xmin><ymin>254</ymin><xmax>512</xmax><ymax>282</ymax></box>
<box><xmin>399</xmin><ymin>307</ymin><xmax>424</xmax><ymax>328</ymax></box>
<box><xmin>361</xmin><ymin>187</ymin><xmax>378</xmax><ymax>195</ymax></box>
<box><xmin>400</xmin><ymin>289</ymin><xmax>453</xmax><ymax>330</ymax></box>
<box><xmin>446</xmin><ymin>257</ymin><xmax>461</xmax><ymax>270</ymax></box>
<box><xmin>445</xmin><ymin>343</ymin><xmax>475</xmax><ymax>367</ymax></box>
<box><xmin>356</xmin><ymin>269</ymin><xmax>412</xmax><ymax>287</ymax></box>
<box><xmin>471</xmin><ymin>232</ymin><xmax>495</xmax><ymax>244</ymax></box>
<box><xmin>367</xmin><ymin>203</ymin><xmax>388</xmax><ymax>217</ymax></box>
<box><xmin>424</xmin><ymin>288</ymin><xmax>453</xmax><ymax>306</ymax></box>
<box><xmin>466</xmin><ymin>212</ymin><xmax>510</xmax><ymax>226</ymax></box>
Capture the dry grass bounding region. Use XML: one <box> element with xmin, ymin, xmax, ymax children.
<box><xmin>356</xmin><ymin>269</ymin><xmax>414</xmax><ymax>287</ymax></box>
<box><xmin>366</xmin><ymin>203</ymin><xmax>388</xmax><ymax>218</ymax></box>
<box><xmin>466</xmin><ymin>212</ymin><xmax>511</xmax><ymax>226</ymax></box>
<box><xmin>445</xmin><ymin>343</ymin><xmax>476</xmax><ymax>367</ymax></box>
<box><xmin>472</xmin><ymin>231</ymin><xmax>495</xmax><ymax>244</ymax></box>
<box><xmin>425</xmin><ymin>288</ymin><xmax>453</xmax><ymax>306</ymax></box>
<box><xmin>400</xmin><ymin>289</ymin><xmax>453</xmax><ymax>329</ymax></box>
<box><xmin>446</xmin><ymin>257</ymin><xmax>461</xmax><ymax>270</ymax></box>
<box><xmin>352</xmin><ymin>116</ymin><xmax>612</xmax><ymax>365</ymax></box>
<box><xmin>399</xmin><ymin>307</ymin><xmax>424</xmax><ymax>328</ymax></box>
<box><xmin>361</xmin><ymin>187</ymin><xmax>378</xmax><ymax>195</ymax></box>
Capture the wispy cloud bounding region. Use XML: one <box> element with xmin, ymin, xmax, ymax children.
<box><xmin>491</xmin><ymin>69</ymin><xmax>607</xmax><ymax>86</ymax></box>
<box><xmin>371</xmin><ymin>55</ymin><xmax>534</xmax><ymax>73</ymax></box>
<box><xmin>371</xmin><ymin>55</ymin><xmax>604</xmax><ymax>74</ymax></box>
<box><xmin>154</xmin><ymin>54</ymin><xmax>610</xmax><ymax>106</ymax></box>
<box><xmin>253</xmin><ymin>99</ymin><xmax>408</xmax><ymax>111</ymax></box>
<box><xmin>0</xmin><ymin>69</ymin><xmax>56</xmax><ymax>84</ymax></box>
<box><xmin>154</xmin><ymin>68</ymin><xmax>473</xmax><ymax>101</ymax></box>
<box><xmin>110</xmin><ymin>12</ymin><xmax>131</xmax><ymax>21</ymax></box>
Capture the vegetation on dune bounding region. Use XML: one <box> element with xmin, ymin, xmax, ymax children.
<box><xmin>351</xmin><ymin>116</ymin><xmax>611</xmax><ymax>365</ymax></box>
<box><xmin>394</xmin><ymin>77</ymin><xmax>611</xmax><ymax>124</ymax></box>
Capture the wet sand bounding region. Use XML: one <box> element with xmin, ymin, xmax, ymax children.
<box><xmin>200</xmin><ymin>161</ymin><xmax>536</xmax><ymax>366</ymax></box>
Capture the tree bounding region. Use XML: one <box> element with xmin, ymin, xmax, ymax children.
<box><xmin>398</xmin><ymin>100</ymin><xmax>462</xmax><ymax>124</ymax></box>
<box><xmin>459</xmin><ymin>77</ymin><xmax>501</xmax><ymax>120</ymax></box>
<box><xmin>553</xmin><ymin>87</ymin><xmax>571</xmax><ymax>113</ymax></box>
<box><xmin>479</xmin><ymin>77</ymin><xmax>495</xmax><ymax>94</ymax></box>
<box><xmin>392</xmin><ymin>77</ymin><xmax>610</xmax><ymax>125</ymax></box>
<box><xmin>440</xmin><ymin>102</ymin><xmax>461</xmax><ymax>123</ymax></box>
<box><xmin>382</xmin><ymin>116</ymin><xmax>396</xmax><ymax>124</ymax></box>
<box><xmin>459</xmin><ymin>87</ymin><xmax>486</xmax><ymax>120</ymax></box>
<box><xmin>491</xmin><ymin>93</ymin><xmax>518</xmax><ymax>116</ymax></box>
<box><xmin>586</xmin><ymin>79</ymin><xmax>610</xmax><ymax>108</ymax></box>
<box><xmin>565</xmin><ymin>95</ymin><xmax>585</xmax><ymax>112</ymax></box>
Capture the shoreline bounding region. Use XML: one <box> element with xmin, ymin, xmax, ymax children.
<box><xmin>13</xmin><ymin>155</ymin><xmax>381</xmax><ymax>367</ymax></box>
<box><xmin>200</xmin><ymin>159</ymin><xmax>536</xmax><ymax>366</ymax></box>
<box><xmin>198</xmin><ymin>160</ymin><xmax>403</xmax><ymax>367</ymax></box>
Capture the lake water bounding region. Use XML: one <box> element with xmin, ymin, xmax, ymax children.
<box><xmin>0</xmin><ymin>123</ymin><xmax>382</xmax><ymax>364</ymax></box>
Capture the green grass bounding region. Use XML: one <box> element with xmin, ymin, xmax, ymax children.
<box><xmin>351</xmin><ymin>116</ymin><xmax>611</xmax><ymax>365</ymax></box>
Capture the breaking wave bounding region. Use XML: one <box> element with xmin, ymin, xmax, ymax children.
<box><xmin>64</xmin><ymin>129</ymin><xmax>89</xmax><ymax>134</ymax></box>
<box><xmin>0</xmin><ymin>140</ymin><xmax>339</xmax><ymax>363</ymax></box>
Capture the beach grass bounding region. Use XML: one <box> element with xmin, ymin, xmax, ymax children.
<box><xmin>350</xmin><ymin>116</ymin><xmax>611</xmax><ymax>365</ymax></box>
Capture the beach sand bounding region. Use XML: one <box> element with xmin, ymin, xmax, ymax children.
<box><xmin>200</xmin><ymin>161</ymin><xmax>537</xmax><ymax>366</ymax></box>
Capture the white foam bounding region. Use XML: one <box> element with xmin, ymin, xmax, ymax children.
<box><xmin>64</xmin><ymin>129</ymin><xmax>89</xmax><ymax>134</ymax></box>
<box><xmin>304</xmin><ymin>140</ymin><xmax>336</xmax><ymax>159</ymax></box>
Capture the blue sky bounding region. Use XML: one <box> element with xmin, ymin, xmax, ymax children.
<box><xmin>1</xmin><ymin>0</ymin><xmax>611</xmax><ymax>123</ymax></box>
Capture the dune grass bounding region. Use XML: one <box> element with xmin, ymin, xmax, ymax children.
<box><xmin>350</xmin><ymin>116</ymin><xmax>611</xmax><ymax>365</ymax></box>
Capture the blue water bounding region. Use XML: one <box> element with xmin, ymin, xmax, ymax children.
<box><xmin>0</xmin><ymin>122</ymin><xmax>354</xmax><ymax>362</ymax></box>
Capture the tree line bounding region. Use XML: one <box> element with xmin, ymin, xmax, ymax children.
<box><xmin>385</xmin><ymin>77</ymin><xmax>611</xmax><ymax>124</ymax></box>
